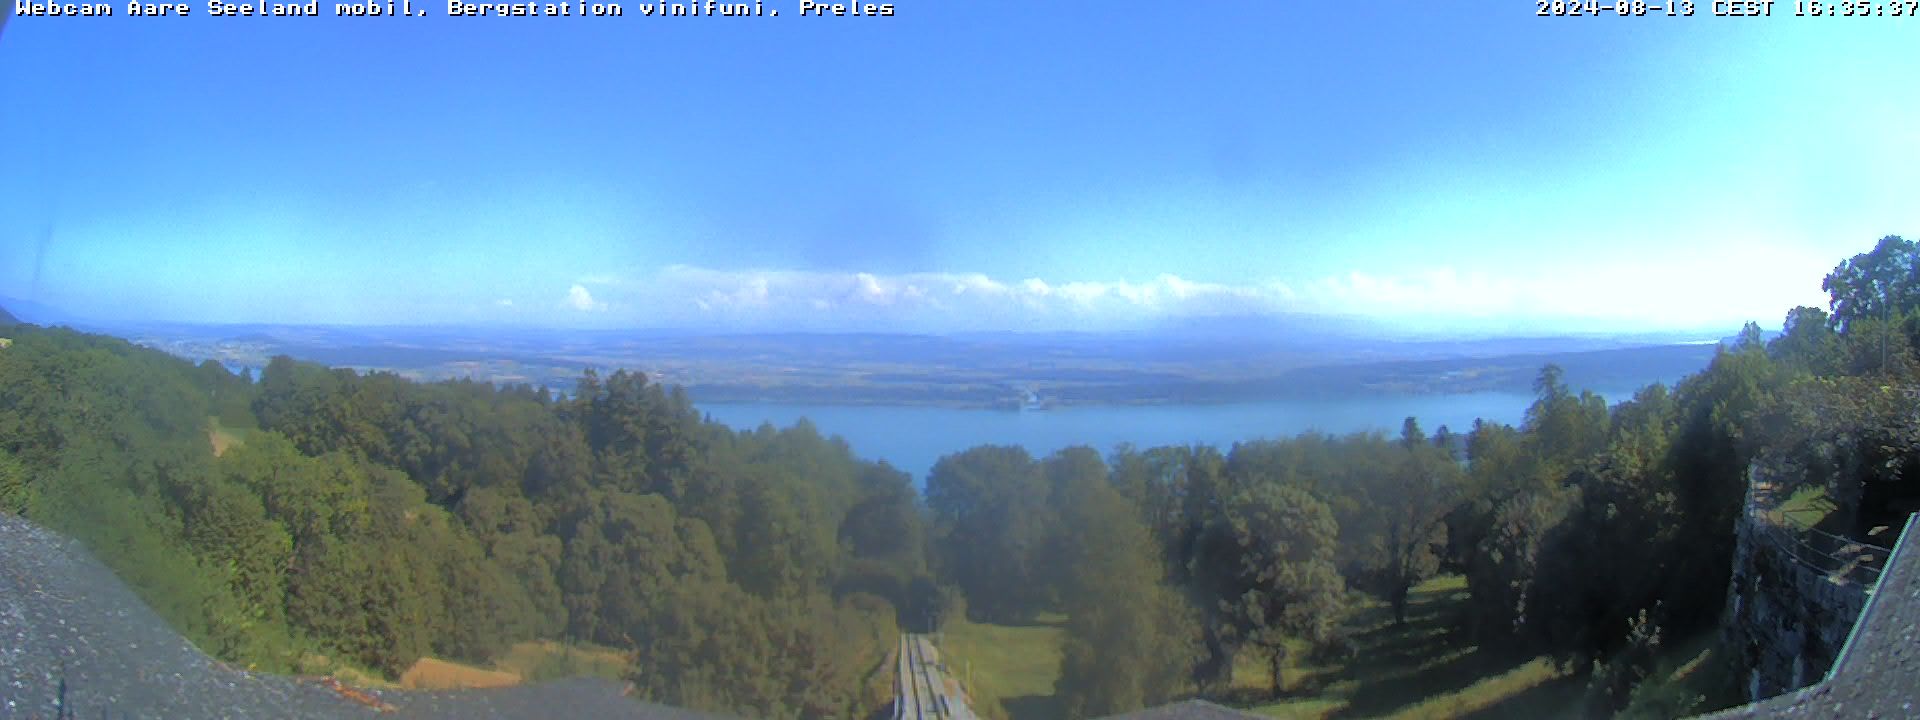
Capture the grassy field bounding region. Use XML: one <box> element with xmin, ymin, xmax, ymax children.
<box><xmin>927</xmin><ymin>579</ymin><xmax>1586</xmax><ymax>720</ymax></box>
<box><xmin>934</xmin><ymin>612</ymin><xmax>1067</xmax><ymax>720</ymax></box>
<box><xmin>1240</xmin><ymin>575</ymin><xmax>1746</xmax><ymax>720</ymax></box>
<box><xmin>1623</xmin><ymin>622</ymin><xmax>1750</xmax><ymax>718</ymax></box>
<box><xmin>1771</xmin><ymin>484</ymin><xmax>1839</xmax><ymax>533</ymax></box>
<box><xmin>491</xmin><ymin>640</ymin><xmax>630</xmax><ymax>683</ymax></box>
<box><xmin>295</xmin><ymin>652</ymin><xmax>402</xmax><ymax>689</ymax></box>
<box><xmin>206</xmin><ymin>416</ymin><xmax>255</xmax><ymax>457</ymax></box>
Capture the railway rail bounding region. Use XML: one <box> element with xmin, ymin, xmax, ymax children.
<box><xmin>893</xmin><ymin>634</ymin><xmax>974</xmax><ymax>720</ymax></box>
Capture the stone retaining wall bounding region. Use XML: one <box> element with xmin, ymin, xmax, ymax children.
<box><xmin>1718</xmin><ymin>462</ymin><xmax>1870</xmax><ymax>702</ymax></box>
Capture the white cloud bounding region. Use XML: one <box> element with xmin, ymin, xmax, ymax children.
<box><xmin>573</xmin><ymin>258</ymin><xmax>1823</xmax><ymax>334</ymax></box>
<box><xmin>494</xmin><ymin>298</ymin><xmax>515</xmax><ymax>307</ymax></box>
<box><xmin>566</xmin><ymin>284</ymin><xmax>606</xmax><ymax>312</ymax></box>
<box><xmin>634</xmin><ymin>267</ymin><xmax>1292</xmax><ymax>330</ymax></box>
<box><xmin>1293</xmin><ymin>246</ymin><xmax>1830</xmax><ymax>333</ymax></box>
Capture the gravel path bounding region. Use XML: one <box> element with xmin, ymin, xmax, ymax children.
<box><xmin>0</xmin><ymin>514</ymin><xmax>728</xmax><ymax>720</ymax></box>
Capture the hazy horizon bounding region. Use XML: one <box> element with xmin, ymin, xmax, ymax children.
<box><xmin>3</xmin><ymin>292</ymin><xmax>1747</xmax><ymax>345</ymax></box>
<box><xmin>3</xmin><ymin>5</ymin><xmax>1913</xmax><ymax>335</ymax></box>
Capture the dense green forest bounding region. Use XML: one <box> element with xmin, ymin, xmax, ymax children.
<box><xmin>2</xmin><ymin>236</ymin><xmax>1918</xmax><ymax>720</ymax></box>
<box><xmin>0</xmin><ymin>319</ymin><xmax>927</xmax><ymax>717</ymax></box>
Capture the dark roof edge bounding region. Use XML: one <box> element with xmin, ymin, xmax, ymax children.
<box><xmin>1826</xmin><ymin>511</ymin><xmax>1919</xmax><ymax>679</ymax></box>
<box><xmin>1690</xmin><ymin>510</ymin><xmax>1920</xmax><ymax>719</ymax></box>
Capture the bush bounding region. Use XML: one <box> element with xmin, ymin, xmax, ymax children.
<box><xmin>1582</xmin><ymin>606</ymin><xmax>1666</xmax><ymax>716</ymax></box>
<box><xmin>1616</xmin><ymin>676</ymin><xmax>1705</xmax><ymax>720</ymax></box>
<box><xmin>0</xmin><ymin>449</ymin><xmax>31</xmax><ymax>515</ymax></box>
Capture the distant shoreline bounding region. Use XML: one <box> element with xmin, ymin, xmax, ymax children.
<box><xmin>101</xmin><ymin>321</ymin><xmax>1723</xmax><ymax>412</ymax></box>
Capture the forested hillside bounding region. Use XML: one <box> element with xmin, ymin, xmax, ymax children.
<box><xmin>916</xmin><ymin>236</ymin><xmax>1920</xmax><ymax>719</ymax></box>
<box><xmin>3</xmin><ymin>236</ymin><xmax>1918</xmax><ymax>720</ymax></box>
<box><xmin>0</xmin><ymin>329</ymin><xmax>929</xmax><ymax>719</ymax></box>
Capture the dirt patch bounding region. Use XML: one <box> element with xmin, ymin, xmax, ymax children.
<box><xmin>400</xmin><ymin>657</ymin><xmax>523</xmax><ymax>690</ymax></box>
<box><xmin>207</xmin><ymin>418</ymin><xmax>243</xmax><ymax>458</ymax></box>
<box><xmin>322</xmin><ymin>676</ymin><xmax>399</xmax><ymax>712</ymax></box>
<box><xmin>209</xmin><ymin>429</ymin><xmax>235</xmax><ymax>457</ymax></box>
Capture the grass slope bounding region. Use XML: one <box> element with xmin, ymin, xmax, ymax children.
<box><xmin>1241</xmin><ymin>575</ymin><xmax>1746</xmax><ymax>720</ymax></box>
<box><xmin>935</xmin><ymin>613</ymin><xmax>1067</xmax><ymax>720</ymax></box>
<box><xmin>914</xmin><ymin>577</ymin><xmax>1738</xmax><ymax>720</ymax></box>
<box><xmin>1771</xmin><ymin>484</ymin><xmax>1838</xmax><ymax>533</ymax></box>
<box><xmin>207</xmin><ymin>416</ymin><xmax>253</xmax><ymax>457</ymax></box>
<box><xmin>494</xmin><ymin>641</ymin><xmax>631</xmax><ymax>683</ymax></box>
<box><xmin>1240</xmin><ymin>576</ymin><xmax>1584</xmax><ymax>720</ymax></box>
<box><xmin>393</xmin><ymin>640</ymin><xmax>635</xmax><ymax>690</ymax></box>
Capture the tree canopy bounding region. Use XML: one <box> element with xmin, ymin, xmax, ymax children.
<box><xmin>0</xmin><ymin>330</ymin><xmax>921</xmax><ymax>719</ymax></box>
<box><xmin>5</xmin><ymin>235</ymin><xmax>1918</xmax><ymax>720</ymax></box>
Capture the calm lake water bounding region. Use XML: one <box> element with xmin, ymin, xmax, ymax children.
<box><xmin>698</xmin><ymin>390</ymin><xmax>1641</xmax><ymax>485</ymax></box>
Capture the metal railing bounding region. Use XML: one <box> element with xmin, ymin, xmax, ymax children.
<box><xmin>1827</xmin><ymin>511</ymin><xmax>1920</xmax><ymax>679</ymax></box>
<box><xmin>1746</xmin><ymin>469</ymin><xmax>1892</xmax><ymax>587</ymax></box>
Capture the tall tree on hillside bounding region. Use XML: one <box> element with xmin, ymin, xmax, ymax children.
<box><xmin>167</xmin><ymin>471</ymin><xmax>294</xmax><ymax>630</ymax></box>
<box><xmin>1659</xmin><ymin>342</ymin><xmax>1785</xmax><ymax>630</ymax></box>
<box><xmin>1433</xmin><ymin>424</ymin><xmax>1463</xmax><ymax>462</ymax></box>
<box><xmin>732</xmin><ymin>468</ymin><xmax>836</xmax><ymax>598</ymax></box>
<box><xmin>1157</xmin><ymin>445</ymin><xmax>1247</xmax><ymax>693</ymax></box>
<box><xmin>1054</xmin><ymin>457</ymin><xmax>1200</xmax><ymax>719</ymax></box>
<box><xmin>1769</xmin><ymin>306</ymin><xmax>1843</xmax><ymax>376</ymax></box>
<box><xmin>1449</xmin><ymin>391</ymin><xmax>1564</xmax><ymax>644</ymax></box>
<box><xmin>571</xmin><ymin>369</ymin><xmax>656</xmax><ymax>493</ymax></box>
<box><xmin>459</xmin><ymin>486</ymin><xmax>568</xmax><ymax>636</ymax></box>
<box><xmin>1823</xmin><ymin>234</ymin><xmax>1917</xmax><ymax>334</ymax></box>
<box><xmin>0</xmin><ymin>448</ymin><xmax>29</xmax><ymax>514</ymax></box>
<box><xmin>1362</xmin><ymin>418</ymin><xmax>1459</xmax><ymax>625</ymax></box>
<box><xmin>1841</xmin><ymin>311</ymin><xmax>1919</xmax><ymax>377</ymax></box>
<box><xmin>836</xmin><ymin>461</ymin><xmax>930</xmax><ymax>627</ymax></box>
<box><xmin>1529</xmin><ymin>384</ymin><xmax>1684</xmax><ymax>658</ymax></box>
<box><xmin>837</xmin><ymin>461</ymin><xmax>926</xmax><ymax>571</ymax></box>
<box><xmin>1526</xmin><ymin>365</ymin><xmax>1611</xmax><ymax>480</ymax></box>
<box><xmin>1108</xmin><ymin>444</ymin><xmax>1197</xmax><ymax>558</ymax></box>
<box><xmin>1219</xmin><ymin>482</ymin><xmax>1343</xmax><ymax>695</ymax></box>
<box><xmin>1455</xmin><ymin>367</ymin><xmax>1610</xmax><ymax>645</ymax></box>
<box><xmin>1039</xmin><ymin>446</ymin><xmax>1109</xmax><ymax>607</ymax></box>
<box><xmin>925</xmin><ymin>445</ymin><xmax>1051</xmax><ymax>623</ymax></box>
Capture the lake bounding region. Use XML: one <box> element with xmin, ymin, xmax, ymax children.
<box><xmin>697</xmin><ymin>390</ymin><xmax>1644</xmax><ymax>485</ymax></box>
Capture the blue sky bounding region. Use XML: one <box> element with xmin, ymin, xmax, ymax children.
<box><xmin>1</xmin><ymin>4</ymin><xmax>1914</xmax><ymax>334</ymax></box>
